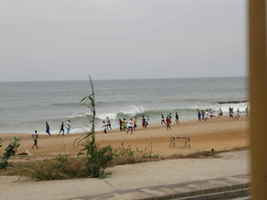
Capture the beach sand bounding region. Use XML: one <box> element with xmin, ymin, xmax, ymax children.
<box><xmin>0</xmin><ymin>117</ymin><xmax>249</xmax><ymax>160</ymax></box>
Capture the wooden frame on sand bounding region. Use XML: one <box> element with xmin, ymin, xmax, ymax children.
<box><xmin>249</xmin><ymin>0</ymin><xmax>267</xmax><ymax>199</ymax></box>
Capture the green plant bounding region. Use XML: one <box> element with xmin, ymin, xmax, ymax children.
<box><xmin>83</xmin><ymin>139</ymin><xmax>113</xmax><ymax>178</ymax></box>
<box><xmin>0</xmin><ymin>137</ymin><xmax>20</xmax><ymax>169</ymax></box>
<box><xmin>112</xmin><ymin>143</ymin><xmax>160</xmax><ymax>165</ymax></box>
<box><xmin>79</xmin><ymin>75</ymin><xmax>96</xmax><ymax>140</ymax></box>
<box><xmin>78</xmin><ymin>76</ymin><xmax>114</xmax><ymax>178</ymax></box>
<box><xmin>29</xmin><ymin>144</ymin><xmax>113</xmax><ymax>180</ymax></box>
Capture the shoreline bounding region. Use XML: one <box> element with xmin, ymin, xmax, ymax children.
<box><xmin>0</xmin><ymin>116</ymin><xmax>247</xmax><ymax>136</ymax></box>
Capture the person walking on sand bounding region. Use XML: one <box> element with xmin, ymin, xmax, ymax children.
<box><xmin>106</xmin><ymin>117</ymin><xmax>112</xmax><ymax>131</ymax></box>
<box><xmin>133</xmin><ymin>117</ymin><xmax>137</xmax><ymax>131</ymax></box>
<box><xmin>32</xmin><ymin>130</ymin><xmax>39</xmax><ymax>150</ymax></box>
<box><xmin>166</xmin><ymin>116</ymin><xmax>171</xmax><ymax>130</ymax></box>
<box><xmin>229</xmin><ymin>107</ymin><xmax>234</xmax><ymax>118</ymax></box>
<box><xmin>145</xmin><ymin>116</ymin><xmax>150</xmax><ymax>128</ymax></box>
<box><xmin>197</xmin><ymin>109</ymin><xmax>201</xmax><ymax>121</ymax></box>
<box><xmin>142</xmin><ymin>115</ymin><xmax>146</xmax><ymax>128</ymax></box>
<box><xmin>201</xmin><ymin>110</ymin><xmax>205</xmax><ymax>121</ymax></box>
<box><xmin>122</xmin><ymin>118</ymin><xmax>127</xmax><ymax>131</ymax></box>
<box><xmin>119</xmin><ymin>118</ymin><xmax>123</xmax><ymax>131</ymax></box>
<box><xmin>127</xmin><ymin>119</ymin><xmax>134</xmax><ymax>134</ymax></box>
<box><xmin>66</xmin><ymin>120</ymin><xmax>71</xmax><ymax>134</ymax></box>
<box><xmin>160</xmin><ymin>112</ymin><xmax>166</xmax><ymax>127</ymax></box>
<box><xmin>45</xmin><ymin>121</ymin><xmax>51</xmax><ymax>136</ymax></box>
<box><xmin>168</xmin><ymin>113</ymin><xmax>172</xmax><ymax>124</ymax></box>
<box><xmin>175</xmin><ymin>112</ymin><xmax>179</xmax><ymax>124</ymax></box>
<box><xmin>219</xmin><ymin>108</ymin><xmax>223</xmax><ymax>117</ymax></box>
<box><xmin>236</xmin><ymin>108</ymin><xmax>240</xmax><ymax>120</ymax></box>
<box><xmin>59</xmin><ymin>121</ymin><xmax>65</xmax><ymax>135</ymax></box>
<box><xmin>204</xmin><ymin>110</ymin><xmax>209</xmax><ymax>121</ymax></box>
<box><xmin>102</xmin><ymin>120</ymin><xmax>107</xmax><ymax>134</ymax></box>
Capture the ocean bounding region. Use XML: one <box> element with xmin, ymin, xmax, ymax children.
<box><xmin>0</xmin><ymin>77</ymin><xmax>247</xmax><ymax>134</ymax></box>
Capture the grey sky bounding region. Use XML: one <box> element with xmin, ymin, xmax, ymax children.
<box><xmin>0</xmin><ymin>0</ymin><xmax>247</xmax><ymax>81</ymax></box>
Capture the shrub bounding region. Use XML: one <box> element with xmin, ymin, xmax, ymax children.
<box><xmin>29</xmin><ymin>155</ymin><xmax>88</xmax><ymax>180</ymax></box>
<box><xmin>29</xmin><ymin>139</ymin><xmax>114</xmax><ymax>180</ymax></box>
<box><xmin>112</xmin><ymin>143</ymin><xmax>160</xmax><ymax>165</ymax></box>
<box><xmin>83</xmin><ymin>138</ymin><xmax>113</xmax><ymax>178</ymax></box>
<box><xmin>0</xmin><ymin>137</ymin><xmax>20</xmax><ymax>169</ymax></box>
<box><xmin>1</xmin><ymin>141</ymin><xmax>162</xmax><ymax>180</ymax></box>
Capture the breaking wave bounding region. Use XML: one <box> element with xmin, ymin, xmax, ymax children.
<box><xmin>66</xmin><ymin>101</ymin><xmax>248</xmax><ymax>122</ymax></box>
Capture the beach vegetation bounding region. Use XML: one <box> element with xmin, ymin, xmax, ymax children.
<box><xmin>77</xmin><ymin>75</ymin><xmax>114</xmax><ymax>178</ymax></box>
<box><xmin>112</xmin><ymin>142</ymin><xmax>160</xmax><ymax>165</ymax></box>
<box><xmin>28</xmin><ymin>155</ymin><xmax>87</xmax><ymax>180</ymax></box>
<box><xmin>78</xmin><ymin>75</ymin><xmax>96</xmax><ymax>141</ymax></box>
<box><xmin>0</xmin><ymin>146</ymin><xmax>247</xmax><ymax>180</ymax></box>
<box><xmin>0</xmin><ymin>137</ymin><xmax>20</xmax><ymax>169</ymax></box>
<box><xmin>82</xmin><ymin>141</ymin><xmax>113</xmax><ymax>178</ymax></box>
<box><xmin>0</xmin><ymin>144</ymin><xmax>159</xmax><ymax>180</ymax></box>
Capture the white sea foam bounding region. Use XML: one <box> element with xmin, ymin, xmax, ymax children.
<box><xmin>191</xmin><ymin>102</ymin><xmax>248</xmax><ymax>113</ymax></box>
<box><xmin>67</xmin><ymin>112</ymin><xmax>88</xmax><ymax>119</ymax></box>
<box><xmin>97</xmin><ymin>105</ymin><xmax>145</xmax><ymax>120</ymax></box>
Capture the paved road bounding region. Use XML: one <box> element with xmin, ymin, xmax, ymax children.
<box><xmin>0</xmin><ymin>151</ymin><xmax>250</xmax><ymax>200</ymax></box>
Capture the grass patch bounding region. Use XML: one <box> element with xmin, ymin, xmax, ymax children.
<box><xmin>0</xmin><ymin>143</ymin><xmax>160</xmax><ymax>181</ymax></box>
<box><xmin>112</xmin><ymin>142</ymin><xmax>160</xmax><ymax>165</ymax></box>
<box><xmin>0</xmin><ymin>155</ymin><xmax>88</xmax><ymax>180</ymax></box>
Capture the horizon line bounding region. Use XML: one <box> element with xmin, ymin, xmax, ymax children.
<box><xmin>0</xmin><ymin>75</ymin><xmax>247</xmax><ymax>83</ymax></box>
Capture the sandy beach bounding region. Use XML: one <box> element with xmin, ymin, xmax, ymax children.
<box><xmin>0</xmin><ymin>117</ymin><xmax>249</xmax><ymax>160</ymax></box>
<box><xmin>0</xmin><ymin>119</ymin><xmax>250</xmax><ymax>200</ymax></box>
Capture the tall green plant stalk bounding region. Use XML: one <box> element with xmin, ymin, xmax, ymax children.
<box><xmin>79</xmin><ymin>75</ymin><xmax>96</xmax><ymax>142</ymax></box>
<box><xmin>78</xmin><ymin>75</ymin><xmax>113</xmax><ymax>178</ymax></box>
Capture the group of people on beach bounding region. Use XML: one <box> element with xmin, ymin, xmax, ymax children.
<box><xmin>45</xmin><ymin>120</ymin><xmax>71</xmax><ymax>136</ymax></box>
<box><xmin>32</xmin><ymin>120</ymin><xmax>72</xmax><ymax>150</ymax></box>
<box><xmin>118</xmin><ymin>118</ymin><xmax>138</xmax><ymax>134</ymax></box>
<box><xmin>105</xmin><ymin>112</ymin><xmax>180</xmax><ymax>134</ymax></box>
<box><xmin>40</xmin><ymin>106</ymin><xmax>248</xmax><ymax>138</ymax></box>
<box><xmin>228</xmin><ymin>107</ymin><xmax>246</xmax><ymax>119</ymax></box>
<box><xmin>197</xmin><ymin>109</ymin><xmax>216</xmax><ymax>121</ymax></box>
<box><xmin>106</xmin><ymin>105</ymin><xmax>248</xmax><ymax>134</ymax></box>
<box><xmin>31</xmin><ymin>106</ymin><xmax>248</xmax><ymax>150</ymax></box>
<box><xmin>115</xmin><ymin>115</ymin><xmax>151</xmax><ymax>134</ymax></box>
<box><xmin>160</xmin><ymin>112</ymin><xmax>179</xmax><ymax>130</ymax></box>
<box><xmin>101</xmin><ymin>105</ymin><xmax>249</xmax><ymax>135</ymax></box>
<box><xmin>197</xmin><ymin>106</ymin><xmax>248</xmax><ymax>121</ymax></box>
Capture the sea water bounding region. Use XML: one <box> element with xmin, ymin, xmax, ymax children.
<box><xmin>0</xmin><ymin>77</ymin><xmax>247</xmax><ymax>134</ymax></box>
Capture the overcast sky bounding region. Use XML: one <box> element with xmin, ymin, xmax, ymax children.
<box><xmin>0</xmin><ymin>0</ymin><xmax>247</xmax><ymax>81</ymax></box>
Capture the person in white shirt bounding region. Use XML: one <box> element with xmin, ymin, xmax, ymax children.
<box><xmin>127</xmin><ymin>119</ymin><xmax>134</xmax><ymax>134</ymax></box>
<box><xmin>65</xmin><ymin>120</ymin><xmax>71</xmax><ymax>134</ymax></box>
<box><xmin>204</xmin><ymin>111</ymin><xmax>209</xmax><ymax>121</ymax></box>
<box><xmin>32</xmin><ymin>130</ymin><xmax>39</xmax><ymax>150</ymax></box>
